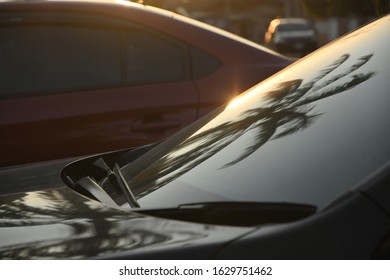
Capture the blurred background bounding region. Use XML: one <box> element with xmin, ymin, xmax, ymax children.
<box><xmin>134</xmin><ymin>0</ymin><xmax>390</xmax><ymax>49</ymax></box>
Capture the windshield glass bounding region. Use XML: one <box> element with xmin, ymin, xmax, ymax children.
<box><xmin>277</xmin><ymin>22</ymin><xmax>312</xmax><ymax>32</ymax></box>
<box><xmin>123</xmin><ymin>16</ymin><xmax>390</xmax><ymax>210</ymax></box>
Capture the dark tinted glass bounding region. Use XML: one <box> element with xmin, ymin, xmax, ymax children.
<box><xmin>191</xmin><ymin>46</ymin><xmax>221</xmax><ymax>79</ymax></box>
<box><xmin>277</xmin><ymin>23</ymin><xmax>312</xmax><ymax>32</ymax></box>
<box><xmin>124</xmin><ymin>16</ymin><xmax>390</xmax><ymax>210</ymax></box>
<box><xmin>124</xmin><ymin>31</ymin><xmax>188</xmax><ymax>84</ymax></box>
<box><xmin>0</xmin><ymin>26</ymin><xmax>121</xmax><ymax>98</ymax></box>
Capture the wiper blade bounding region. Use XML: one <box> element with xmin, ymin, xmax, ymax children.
<box><xmin>178</xmin><ymin>201</ymin><xmax>316</xmax><ymax>212</ymax></box>
<box><xmin>137</xmin><ymin>201</ymin><xmax>316</xmax><ymax>227</ymax></box>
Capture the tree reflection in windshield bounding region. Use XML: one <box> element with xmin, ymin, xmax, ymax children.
<box><xmin>131</xmin><ymin>53</ymin><xmax>375</xmax><ymax>198</ymax></box>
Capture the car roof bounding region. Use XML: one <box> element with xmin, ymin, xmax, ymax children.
<box><xmin>274</xmin><ymin>18</ymin><xmax>311</xmax><ymax>24</ymax></box>
<box><xmin>269</xmin><ymin>17</ymin><xmax>312</xmax><ymax>28</ymax></box>
<box><xmin>0</xmin><ymin>0</ymin><xmax>169</xmax><ymax>14</ymax></box>
<box><xmin>0</xmin><ymin>0</ymin><xmax>281</xmax><ymax>56</ymax></box>
<box><xmin>0</xmin><ymin>0</ymin><xmax>126</xmax><ymax>3</ymax></box>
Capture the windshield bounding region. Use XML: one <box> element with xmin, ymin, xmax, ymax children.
<box><xmin>277</xmin><ymin>22</ymin><xmax>312</xmax><ymax>32</ymax></box>
<box><xmin>123</xmin><ymin>16</ymin><xmax>390</xmax><ymax>210</ymax></box>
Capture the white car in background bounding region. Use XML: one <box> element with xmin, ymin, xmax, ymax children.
<box><xmin>264</xmin><ymin>17</ymin><xmax>318</xmax><ymax>55</ymax></box>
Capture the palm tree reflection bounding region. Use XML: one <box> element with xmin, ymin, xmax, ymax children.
<box><xmin>0</xmin><ymin>189</ymin><xmax>208</xmax><ymax>259</ymax></box>
<box><xmin>132</xmin><ymin>53</ymin><xmax>376</xmax><ymax>197</ymax></box>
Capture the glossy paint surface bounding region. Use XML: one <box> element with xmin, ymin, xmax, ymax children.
<box><xmin>0</xmin><ymin>187</ymin><xmax>250</xmax><ymax>259</ymax></box>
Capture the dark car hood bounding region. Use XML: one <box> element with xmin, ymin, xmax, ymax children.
<box><xmin>0</xmin><ymin>157</ymin><xmax>79</xmax><ymax>195</ymax></box>
<box><xmin>0</xmin><ymin>162</ymin><xmax>251</xmax><ymax>259</ymax></box>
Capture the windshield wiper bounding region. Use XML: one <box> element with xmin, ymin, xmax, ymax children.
<box><xmin>75</xmin><ymin>158</ymin><xmax>140</xmax><ymax>208</ymax></box>
<box><xmin>75</xmin><ymin>176</ymin><xmax>119</xmax><ymax>208</ymax></box>
<box><xmin>136</xmin><ymin>201</ymin><xmax>316</xmax><ymax>227</ymax></box>
<box><xmin>93</xmin><ymin>158</ymin><xmax>140</xmax><ymax>208</ymax></box>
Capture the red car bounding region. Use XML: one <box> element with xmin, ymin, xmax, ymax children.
<box><xmin>0</xmin><ymin>0</ymin><xmax>292</xmax><ymax>167</ymax></box>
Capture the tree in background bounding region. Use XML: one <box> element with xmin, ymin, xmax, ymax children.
<box><xmin>302</xmin><ymin>0</ymin><xmax>389</xmax><ymax>18</ymax></box>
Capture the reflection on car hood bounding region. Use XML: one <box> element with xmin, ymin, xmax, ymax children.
<box><xmin>0</xmin><ymin>157</ymin><xmax>78</xmax><ymax>195</ymax></box>
<box><xmin>0</xmin><ymin>187</ymin><xmax>250</xmax><ymax>259</ymax></box>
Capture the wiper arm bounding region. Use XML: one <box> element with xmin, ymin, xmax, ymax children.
<box><xmin>93</xmin><ymin>158</ymin><xmax>140</xmax><ymax>208</ymax></box>
<box><xmin>112</xmin><ymin>163</ymin><xmax>140</xmax><ymax>208</ymax></box>
<box><xmin>75</xmin><ymin>176</ymin><xmax>119</xmax><ymax>208</ymax></box>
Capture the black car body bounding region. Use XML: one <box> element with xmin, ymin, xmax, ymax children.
<box><xmin>1</xmin><ymin>14</ymin><xmax>390</xmax><ymax>259</ymax></box>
